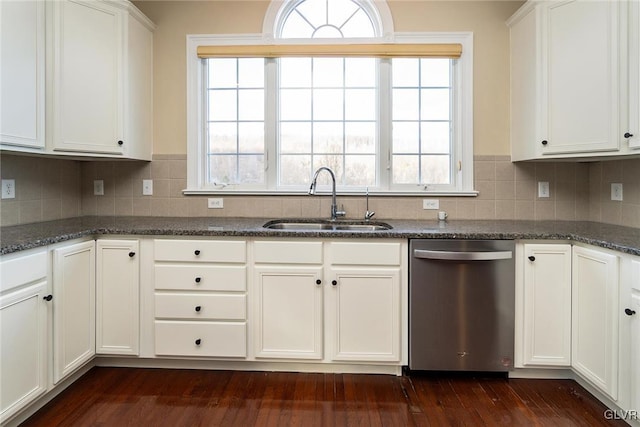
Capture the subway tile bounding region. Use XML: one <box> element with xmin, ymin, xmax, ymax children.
<box><xmin>96</xmin><ymin>196</ymin><xmax>115</xmax><ymax>216</ymax></box>
<box><xmin>132</xmin><ymin>198</ymin><xmax>152</xmax><ymax>216</ymax></box>
<box><xmin>555</xmin><ymin>201</ymin><xmax>576</xmax><ymax>221</ymax></box>
<box><xmin>0</xmin><ymin>201</ymin><xmax>19</xmax><ymax>226</ymax></box>
<box><xmin>515</xmin><ymin>180</ymin><xmax>535</xmax><ymax>200</ymax></box>
<box><xmin>475</xmin><ymin>180</ymin><xmax>496</xmax><ymax>200</ymax></box>
<box><xmin>19</xmin><ymin>200</ymin><xmax>42</xmax><ymax>224</ymax></box>
<box><xmin>534</xmin><ymin>200</ymin><xmax>555</xmax><ymax>220</ymax></box>
<box><xmin>169</xmin><ymin>179</ymin><xmax>187</xmax><ymax>198</ymax></box>
<box><xmin>495</xmin><ymin>161</ymin><xmax>515</xmax><ymax>181</ymax></box>
<box><xmin>151</xmin><ymin>160</ymin><xmax>170</xmax><ymax>179</ymax></box>
<box><xmin>476</xmin><ymin>200</ymin><xmax>496</xmax><ymax>219</ymax></box>
<box><xmin>150</xmin><ymin>198</ymin><xmax>170</xmax><ymax>217</ymax></box>
<box><xmin>115</xmin><ymin>198</ymin><xmax>133</xmax><ymax>216</ymax></box>
<box><xmin>495</xmin><ymin>200</ymin><xmax>515</xmax><ymax>220</ymax></box>
<box><xmin>474</xmin><ymin>161</ymin><xmax>495</xmax><ymax>181</ymax></box>
<box><xmin>515</xmin><ymin>201</ymin><xmax>535</xmax><ymax>220</ymax></box>
<box><xmin>457</xmin><ymin>199</ymin><xmax>476</xmax><ymax>219</ymax></box>
<box><xmin>42</xmin><ymin>199</ymin><xmax>62</xmax><ymax>221</ymax></box>
<box><xmin>495</xmin><ymin>180</ymin><xmax>515</xmax><ymax>200</ymax></box>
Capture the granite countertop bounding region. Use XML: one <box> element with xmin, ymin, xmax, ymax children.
<box><xmin>1</xmin><ymin>216</ymin><xmax>639</xmax><ymax>256</ymax></box>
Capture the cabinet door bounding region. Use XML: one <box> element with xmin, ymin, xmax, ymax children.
<box><xmin>572</xmin><ymin>246</ymin><xmax>619</xmax><ymax>400</ymax></box>
<box><xmin>52</xmin><ymin>0</ymin><xmax>124</xmax><ymax>154</ymax></box>
<box><xmin>53</xmin><ymin>241</ymin><xmax>95</xmax><ymax>384</ymax></box>
<box><xmin>0</xmin><ymin>282</ymin><xmax>48</xmax><ymax>423</ymax></box>
<box><xmin>0</xmin><ymin>0</ymin><xmax>45</xmax><ymax>149</ymax></box>
<box><xmin>96</xmin><ymin>240</ymin><xmax>139</xmax><ymax>355</ymax></box>
<box><xmin>542</xmin><ymin>0</ymin><xmax>620</xmax><ymax>155</ymax></box>
<box><xmin>327</xmin><ymin>268</ymin><xmax>400</xmax><ymax>362</ymax></box>
<box><xmin>630</xmin><ymin>289</ymin><xmax>640</xmax><ymax>412</ymax></box>
<box><xmin>254</xmin><ymin>266</ymin><xmax>323</xmax><ymax>359</ymax></box>
<box><xmin>521</xmin><ymin>244</ymin><xmax>572</xmax><ymax>366</ymax></box>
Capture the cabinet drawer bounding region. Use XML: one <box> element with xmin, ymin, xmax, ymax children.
<box><xmin>155</xmin><ymin>321</ymin><xmax>246</xmax><ymax>358</ymax></box>
<box><xmin>154</xmin><ymin>265</ymin><xmax>246</xmax><ymax>291</ymax></box>
<box><xmin>154</xmin><ymin>240</ymin><xmax>246</xmax><ymax>263</ymax></box>
<box><xmin>329</xmin><ymin>242</ymin><xmax>401</xmax><ymax>266</ymax></box>
<box><xmin>254</xmin><ymin>241</ymin><xmax>323</xmax><ymax>264</ymax></box>
<box><xmin>0</xmin><ymin>250</ymin><xmax>47</xmax><ymax>293</ymax></box>
<box><xmin>155</xmin><ymin>293</ymin><xmax>246</xmax><ymax>320</ymax></box>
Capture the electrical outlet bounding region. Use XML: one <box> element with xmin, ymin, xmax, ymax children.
<box><xmin>94</xmin><ymin>180</ymin><xmax>104</xmax><ymax>196</ymax></box>
<box><xmin>611</xmin><ymin>183</ymin><xmax>623</xmax><ymax>201</ymax></box>
<box><xmin>1</xmin><ymin>179</ymin><xmax>15</xmax><ymax>199</ymax></box>
<box><xmin>208</xmin><ymin>198</ymin><xmax>224</xmax><ymax>209</ymax></box>
<box><xmin>538</xmin><ymin>181</ymin><xmax>550</xmax><ymax>198</ymax></box>
<box><xmin>423</xmin><ymin>199</ymin><xmax>439</xmax><ymax>210</ymax></box>
<box><xmin>142</xmin><ymin>179</ymin><xmax>153</xmax><ymax>196</ymax></box>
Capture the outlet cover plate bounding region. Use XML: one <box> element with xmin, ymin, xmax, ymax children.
<box><xmin>611</xmin><ymin>183</ymin><xmax>623</xmax><ymax>201</ymax></box>
<box><xmin>538</xmin><ymin>181</ymin><xmax>550</xmax><ymax>198</ymax></box>
<box><xmin>93</xmin><ymin>180</ymin><xmax>104</xmax><ymax>196</ymax></box>
<box><xmin>1</xmin><ymin>179</ymin><xmax>15</xmax><ymax>199</ymax></box>
<box><xmin>208</xmin><ymin>198</ymin><xmax>224</xmax><ymax>209</ymax></box>
<box><xmin>423</xmin><ymin>199</ymin><xmax>439</xmax><ymax>210</ymax></box>
<box><xmin>142</xmin><ymin>179</ymin><xmax>153</xmax><ymax>196</ymax></box>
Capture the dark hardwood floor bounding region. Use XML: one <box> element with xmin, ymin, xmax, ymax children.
<box><xmin>21</xmin><ymin>367</ymin><xmax>626</xmax><ymax>426</ymax></box>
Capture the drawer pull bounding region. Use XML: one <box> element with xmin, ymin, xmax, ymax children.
<box><xmin>195</xmin><ymin>306</ymin><xmax>202</xmax><ymax>312</ymax></box>
<box><xmin>528</xmin><ymin>256</ymin><xmax>535</xmax><ymax>262</ymax></box>
<box><xmin>625</xmin><ymin>308</ymin><xmax>636</xmax><ymax>316</ymax></box>
<box><xmin>129</xmin><ymin>252</ymin><xmax>136</xmax><ymax>258</ymax></box>
<box><xmin>195</xmin><ymin>338</ymin><xmax>202</xmax><ymax>346</ymax></box>
<box><xmin>195</xmin><ymin>277</ymin><xmax>202</xmax><ymax>283</ymax></box>
<box><xmin>332</xmin><ymin>280</ymin><xmax>338</xmax><ymax>286</ymax></box>
<box><xmin>194</xmin><ymin>250</ymin><xmax>201</xmax><ymax>256</ymax></box>
<box><xmin>43</xmin><ymin>294</ymin><xmax>53</xmax><ymax>302</ymax></box>
<box><xmin>316</xmin><ymin>279</ymin><xmax>322</xmax><ymax>285</ymax></box>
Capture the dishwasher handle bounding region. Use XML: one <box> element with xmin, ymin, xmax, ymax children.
<box><xmin>413</xmin><ymin>249</ymin><xmax>513</xmax><ymax>261</ymax></box>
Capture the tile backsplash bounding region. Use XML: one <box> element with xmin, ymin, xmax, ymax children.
<box><xmin>1</xmin><ymin>153</ymin><xmax>638</xmax><ymax>228</ymax></box>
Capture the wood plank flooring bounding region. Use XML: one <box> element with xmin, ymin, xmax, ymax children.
<box><xmin>21</xmin><ymin>368</ymin><xmax>626</xmax><ymax>426</ymax></box>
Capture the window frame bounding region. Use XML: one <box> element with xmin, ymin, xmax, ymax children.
<box><xmin>186</xmin><ymin>32</ymin><xmax>475</xmax><ymax>196</ymax></box>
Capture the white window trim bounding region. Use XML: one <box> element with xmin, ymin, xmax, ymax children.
<box><xmin>185</xmin><ymin>31</ymin><xmax>476</xmax><ymax>196</ymax></box>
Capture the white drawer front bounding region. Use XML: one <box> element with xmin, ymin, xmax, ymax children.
<box><xmin>154</xmin><ymin>265</ymin><xmax>246</xmax><ymax>291</ymax></box>
<box><xmin>254</xmin><ymin>241</ymin><xmax>323</xmax><ymax>264</ymax></box>
<box><xmin>155</xmin><ymin>293</ymin><xmax>246</xmax><ymax>320</ymax></box>
<box><xmin>329</xmin><ymin>241</ymin><xmax>401</xmax><ymax>266</ymax></box>
<box><xmin>154</xmin><ymin>240</ymin><xmax>246</xmax><ymax>263</ymax></box>
<box><xmin>155</xmin><ymin>321</ymin><xmax>246</xmax><ymax>358</ymax></box>
<box><xmin>0</xmin><ymin>250</ymin><xmax>47</xmax><ymax>293</ymax></box>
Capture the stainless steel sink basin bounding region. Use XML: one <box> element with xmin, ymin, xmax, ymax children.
<box><xmin>263</xmin><ymin>220</ymin><xmax>392</xmax><ymax>231</ymax></box>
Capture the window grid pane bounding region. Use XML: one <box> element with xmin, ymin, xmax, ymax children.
<box><xmin>206</xmin><ymin>58</ymin><xmax>265</xmax><ymax>185</ymax></box>
<box><xmin>392</xmin><ymin>58</ymin><xmax>453</xmax><ymax>186</ymax></box>
<box><xmin>278</xmin><ymin>56</ymin><xmax>377</xmax><ymax>188</ymax></box>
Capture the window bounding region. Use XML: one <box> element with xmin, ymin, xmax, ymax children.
<box><xmin>187</xmin><ymin>0</ymin><xmax>474</xmax><ymax>195</ymax></box>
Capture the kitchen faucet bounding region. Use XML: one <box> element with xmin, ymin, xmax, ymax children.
<box><xmin>364</xmin><ymin>187</ymin><xmax>375</xmax><ymax>220</ymax></box>
<box><xmin>308</xmin><ymin>167</ymin><xmax>346</xmax><ymax>221</ymax></box>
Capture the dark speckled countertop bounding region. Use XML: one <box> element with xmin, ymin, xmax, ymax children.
<box><xmin>1</xmin><ymin>216</ymin><xmax>639</xmax><ymax>256</ymax></box>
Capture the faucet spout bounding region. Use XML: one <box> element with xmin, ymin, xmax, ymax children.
<box><xmin>309</xmin><ymin>167</ymin><xmax>345</xmax><ymax>220</ymax></box>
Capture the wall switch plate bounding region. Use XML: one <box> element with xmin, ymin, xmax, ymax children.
<box><xmin>611</xmin><ymin>183</ymin><xmax>623</xmax><ymax>201</ymax></box>
<box><xmin>423</xmin><ymin>199</ymin><xmax>439</xmax><ymax>210</ymax></box>
<box><xmin>538</xmin><ymin>181</ymin><xmax>550</xmax><ymax>198</ymax></box>
<box><xmin>1</xmin><ymin>179</ymin><xmax>15</xmax><ymax>199</ymax></box>
<box><xmin>142</xmin><ymin>179</ymin><xmax>153</xmax><ymax>196</ymax></box>
<box><xmin>208</xmin><ymin>198</ymin><xmax>224</xmax><ymax>209</ymax></box>
<box><xmin>93</xmin><ymin>180</ymin><xmax>104</xmax><ymax>196</ymax></box>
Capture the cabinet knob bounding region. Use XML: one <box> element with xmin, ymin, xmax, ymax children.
<box><xmin>541</xmin><ymin>140</ymin><xmax>548</xmax><ymax>146</ymax></box>
<box><xmin>332</xmin><ymin>280</ymin><xmax>337</xmax><ymax>286</ymax></box>
<box><xmin>195</xmin><ymin>339</ymin><xmax>201</xmax><ymax>345</ymax></box>
<box><xmin>194</xmin><ymin>250</ymin><xmax>201</xmax><ymax>256</ymax></box>
<box><xmin>195</xmin><ymin>306</ymin><xmax>202</xmax><ymax>312</ymax></box>
<box><xmin>625</xmin><ymin>308</ymin><xmax>636</xmax><ymax>316</ymax></box>
<box><xmin>43</xmin><ymin>294</ymin><xmax>53</xmax><ymax>302</ymax></box>
<box><xmin>528</xmin><ymin>256</ymin><xmax>535</xmax><ymax>262</ymax></box>
<box><xmin>128</xmin><ymin>252</ymin><xmax>135</xmax><ymax>258</ymax></box>
<box><xmin>195</xmin><ymin>277</ymin><xmax>201</xmax><ymax>283</ymax></box>
<box><xmin>117</xmin><ymin>140</ymin><xmax>124</xmax><ymax>146</ymax></box>
<box><xmin>624</xmin><ymin>132</ymin><xmax>634</xmax><ymax>139</ymax></box>
<box><xmin>316</xmin><ymin>279</ymin><xmax>322</xmax><ymax>285</ymax></box>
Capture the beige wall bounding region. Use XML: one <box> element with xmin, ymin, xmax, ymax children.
<box><xmin>133</xmin><ymin>0</ymin><xmax>523</xmax><ymax>156</ymax></box>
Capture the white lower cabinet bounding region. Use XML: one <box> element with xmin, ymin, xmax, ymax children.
<box><xmin>0</xmin><ymin>250</ymin><xmax>48</xmax><ymax>424</ymax></box>
<box><xmin>96</xmin><ymin>239</ymin><xmax>139</xmax><ymax>355</ymax></box>
<box><xmin>152</xmin><ymin>239</ymin><xmax>247</xmax><ymax>358</ymax></box>
<box><xmin>572</xmin><ymin>245</ymin><xmax>620</xmax><ymax>401</ymax></box>
<box><xmin>52</xmin><ymin>240</ymin><xmax>96</xmax><ymax>384</ymax></box>
<box><xmin>253</xmin><ymin>239</ymin><xmax>406</xmax><ymax>365</ymax></box>
<box><xmin>517</xmin><ymin>243</ymin><xmax>572</xmax><ymax>367</ymax></box>
<box><xmin>618</xmin><ymin>257</ymin><xmax>640</xmax><ymax>414</ymax></box>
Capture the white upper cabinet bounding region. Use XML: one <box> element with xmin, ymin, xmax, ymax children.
<box><xmin>0</xmin><ymin>0</ymin><xmax>45</xmax><ymax>150</ymax></box>
<box><xmin>1</xmin><ymin>0</ymin><xmax>153</xmax><ymax>159</ymax></box>
<box><xmin>626</xmin><ymin>1</ymin><xmax>640</xmax><ymax>150</ymax></box>
<box><xmin>51</xmin><ymin>0</ymin><xmax>124</xmax><ymax>155</ymax></box>
<box><xmin>509</xmin><ymin>0</ymin><xmax>632</xmax><ymax>160</ymax></box>
<box><xmin>50</xmin><ymin>0</ymin><xmax>153</xmax><ymax>159</ymax></box>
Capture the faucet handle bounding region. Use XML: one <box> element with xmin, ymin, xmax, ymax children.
<box><xmin>365</xmin><ymin>210</ymin><xmax>375</xmax><ymax>220</ymax></box>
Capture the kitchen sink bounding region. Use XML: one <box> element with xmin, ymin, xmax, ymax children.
<box><xmin>263</xmin><ymin>219</ymin><xmax>393</xmax><ymax>231</ymax></box>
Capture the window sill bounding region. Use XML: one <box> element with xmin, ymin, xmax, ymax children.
<box><xmin>182</xmin><ymin>189</ymin><xmax>479</xmax><ymax>197</ymax></box>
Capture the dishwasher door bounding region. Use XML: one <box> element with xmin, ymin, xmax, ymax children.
<box><xmin>409</xmin><ymin>239</ymin><xmax>515</xmax><ymax>372</ymax></box>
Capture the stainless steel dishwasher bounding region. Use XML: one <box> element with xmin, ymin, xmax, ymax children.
<box><xmin>409</xmin><ymin>239</ymin><xmax>515</xmax><ymax>372</ymax></box>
